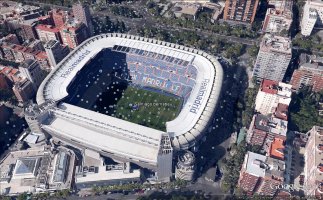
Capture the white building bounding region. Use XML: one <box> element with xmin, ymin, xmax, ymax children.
<box><xmin>75</xmin><ymin>149</ymin><xmax>141</xmax><ymax>189</ymax></box>
<box><xmin>301</xmin><ymin>0</ymin><xmax>323</xmax><ymax>36</ymax></box>
<box><xmin>262</xmin><ymin>0</ymin><xmax>293</xmax><ymax>34</ymax></box>
<box><xmin>18</xmin><ymin>59</ymin><xmax>47</xmax><ymax>90</ymax></box>
<box><xmin>44</xmin><ymin>40</ymin><xmax>70</xmax><ymax>69</ymax></box>
<box><xmin>0</xmin><ymin>147</ymin><xmax>75</xmax><ymax>196</ymax></box>
<box><xmin>252</xmin><ymin>34</ymin><xmax>292</xmax><ymax>82</ymax></box>
<box><xmin>304</xmin><ymin>126</ymin><xmax>323</xmax><ymax>196</ymax></box>
<box><xmin>35</xmin><ymin>25</ymin><xmax>61</xmax><ymax>43</ymax></box>
<box><xmin>255</xmin><ymin>79</ymin><xmax>292</xmax><ymax>115</ymax></box>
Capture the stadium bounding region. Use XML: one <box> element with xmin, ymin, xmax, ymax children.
<box><xmin>34</xmin><ymin>33</ymin><xmax>223</xmax><ymax>181</ymax></box>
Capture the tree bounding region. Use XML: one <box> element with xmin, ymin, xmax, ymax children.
<box><xmin>247</xmin><ymin>45</ymin><xmax>259</xmax><ymax>58</ymax></box>
<box><xmin>289</xmin><ymin>87</ymin><xmax>323</xmax><ymax>132</ymax></box>
<box><xmin>0</xmin><ymin>58</ymin><xmax>19</xmax><ymax>67</ymax></box>
<box><xmin>225</xmin><ymin>44</ymin><xmax>245</xmax><ymax>61</ymax></box>
<box><xmin>221</xmin><ymin>139</ymin><xmax>248</xmax><ymax>193</ymax></box>
<box><xmin>0</xmin><ymin>196</ymin><xmax>12</xmax><ymax>200</ymax></box>
<box><xmin>248</xmin><ymin>144</ymin><xmax>262</xmax><ymax>154</ymax></box>
<box><xmin>0</xmin><ymin>89</ymin><xmax>16</xmax><ymax>103</ymax></box>
<box><xmin>17</xmin><ymin>193</ymin><xmax>28</xmax><ymax>200</ymax></box>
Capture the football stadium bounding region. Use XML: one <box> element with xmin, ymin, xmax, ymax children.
<box><xmin>34</xmin><ymin>33</ymin><xmax>223</xmax><ymax>181</ymax></box>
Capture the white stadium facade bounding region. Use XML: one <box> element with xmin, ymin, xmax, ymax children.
<box><xmin>27</xmin><ymin>33</ymin><xmax>223</xmax><ymax>181</ymax></box>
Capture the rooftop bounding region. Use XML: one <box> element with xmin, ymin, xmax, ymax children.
<box><xmin>260</xmin><ymin>80</ymin><xmax>292</xmax><ymax>100</ymax></box>
<box><xmin>19</xmin><ymin>59</ymin><xmax>37</xmax><ymax>69</ymax></box>
<box><xmin>23</xmin><ymin>133</ymin><xmax>39</xmax><ymax>144</ymax></box>
<box><xmin>0</xmin><ymin>147</ymin><xmax>75</xmax><ymax>195</ymax></box>
<box><xmin>254</xmin><ymin>114</ymin><xmax>288</xmax><ymax>137</ymax></box>
<box><xmin>244</xmin><ymin>151</ymin><xmax>285</xmax><ymax>178</ymax></box>
<box><xmin>244</xmin><ymin>151</ymin><xmax>267</xmax><ymax>177</ymax></box>
<box><xmin>269</xmin><ymin>137</ymin><xmax>285</xmax><ymax>160</ymax></box>
<box><xmin>36</xmin><ymin>24</ymin><xmax>60</xmax><ymax>33</ymax></box>
<box><xmin>307</xmin><ymin>0</ymin><xmax>323</xmax><ymax>6</ymax></box>
<box><xmin>274</xmin><ymin>103</ymin><xmax>288</xmax><ymax>121</ymax></box>
<box><xmin>254</xmin><ymin>114</ymin><xmax>270</xmax><ymax>132</ymax></box>
<box><xmin>173</xmin><ymin>3</ymin><xmax>201</xmax><ymax>16</ymax></box>
<box><xmin>268</xmin><ymin>0</ymin><xmax>293</xmax><ymax>15</ymax></box>
<box><xmin>13</xmin><ymin>157</ymin><xmax>38</xmax><ymax>176</ymax></box>
<box><xmin>75</xmin><ymin>153</ymin><xmax>140</xmax><ymax>186</ymax></box>
<box><xmin>269</xmin><ymin>117</ymin><xmax>288</xmax><ymax>137</ymax></box>
<box><xmin>261</xmin><ymin>79</ymin><xmax>279</xmax><ymax>94</ymax></box>
<box><xmin>260</xmin><ymin>34</ymin><xmax>292</xmax><ymax>54</ymax></box>
<box><xmin>264</xmin><ymin>156</ymin><xmax>285</xmax><ymax>178</ymax></box>
<box><xmin>42</xmin><ymin>103</ymin><xmax>167</xmax><ymax>166</ymax></box>
<box><xmin>44</xmin><ymin>40</ymin><xmax>60</xmax><ymax>49</ymax></box>
<box><xmin>277</xmin><ymin>82</ymin><xmax>292</xmax><ymax>99</ymax></box>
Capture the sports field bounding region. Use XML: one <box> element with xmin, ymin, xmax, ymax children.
<box><xmin>114</xmin><ymin>86</ymin><xmax>182</xmax><ymax>131</ymax></box>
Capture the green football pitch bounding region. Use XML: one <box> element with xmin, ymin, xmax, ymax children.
<box><xmin>114</xmin><ymin>86</ymin><xmax>182</xmax><ymax>131</ymax></box>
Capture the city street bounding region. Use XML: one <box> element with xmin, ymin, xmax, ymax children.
<box><xmin>23</xmin><ymin>0</ymin><xmax>259</xmax><ymax>47</ymax></box>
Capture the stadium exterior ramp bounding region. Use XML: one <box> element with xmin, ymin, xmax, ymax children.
<box><xmin>35</xmin><ymin>33</ymin><xmax>223</xmax><ymax>180</ymax></box>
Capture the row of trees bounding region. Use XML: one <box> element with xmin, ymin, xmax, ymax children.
<box><xmin>92</xmin><ymin>16</ymin><xmax>127</xmax><ymax>35</ymax></box>
<box><xmin>92</xmin><ymin>180</ymin><xmax>188</xmax><ymax>195</ymax></box>
<box><xmin>0</xmin><ymin>58</ymin><xmax>19</xmax><ymax>68</ymax></box>
<box><xmin>110</xmin><ymin>6</ymin><xmax>142</xmax><ymax>18</ymax></box>
<box><xmin>221</xmin><ymin>140</ymin><xmax>248</xmax><ymax>193</ymax></box>
<box><xmin>137</xmin><ymin>27</ymin><xmax>208</xmax><ymax>51</ymax></box>
<box><xmin>137</xmin><ymin>193</ymin><xmax>205</xmax><ymax>200</ymax></box>
<box><xmin>233</xmin><ymin>86</ymin><xmax>259</xmax><ymax>131</ymax></box>
<box><xmin>136</xmin><ymin>25</ymin><xmax>248</xmax><ymax>63</ymax></box>
<box><xmin>4</xmin><ymin>189</ymin><xmax>71</xmax><ymax>200</ymax></box>
<box><xmin>221</xmin><ymin>139</ymin><xmax>264</xmax><ymax>194</ymax></box>
<box><xmin>157</xmin><ymin>15</ymin><xmax>258</xmax><ymax>39</ymax></box>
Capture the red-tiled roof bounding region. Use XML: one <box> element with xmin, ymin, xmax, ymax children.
<box><xmin>274</xmin><ymin>103</ymin><xmax>288</xmax><ymax>121</ymax></box>
<box><xmin>269</xmin><ymin>137</ymin><xmax>285</xmax><ymax>160</ymax></box>
<box><xmin>38</xmin><ymin>15</ymin><xmax>51</xmax><ymax>20</ymax></box>
<box><xmin>251</xmin><ymin>129</ymin><xmax>267</xmax><ymax>146</ymax></box>
<box><xmin>261</xmin><ymin>79</ymin><xmax>279</xmax><ymax>94</ymax></box>
<box><xmin>36</xmin><ymin>24</ymin><xmax>60</xmax><ymax>32</ymax></box>
<box><xmin>36</xmin><ymin>51</ymin><xmax>48</xmax><ymax>59</ymax></box>
<box><xmin>239</xmin><ymin>172</ymin><xmax>260</xmax><ymax>193</ymax></box>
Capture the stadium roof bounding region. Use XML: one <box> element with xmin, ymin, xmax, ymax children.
<box><xmin>37</xmin><ymin>33</ymin><xmax>223</xmax><ymax>150</ymax></box>
<box><xmin>42</xmin><ymin>103</ymin><xmax>166</xmax><ymax>167</ymax></box>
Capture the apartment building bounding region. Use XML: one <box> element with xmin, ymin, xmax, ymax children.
<box><xmin>262</xmin><ymin>0</ymin><xmax>293</xmax><ymax>33</ymax></box>
<box><xmin>290</xmin><ymin>54</ymin><xmax>323</xmax><ymax>92</ymax></box>
<box><xmin>301</xmin><ymin>0</ymin><xmax>323</xmax><ymax>36</ymax></box>
<box><xmin>255</xmin><ymin>79</ymin><xmax>292</xmax><ymax>115</ymax></box>
<box><xmin>304</xmin><ymin>126</ymin><xmax>323</xmax><ymax>197</ymax></box>
<box><xmin>253</xmin><ymin>34</ymin><xmax>292</xmax><ymax>82</ymax></box>
<box><xmin>223</xmin><ymin>0</ymin><xmax>259</xmax><ymax>24</ymax></box>
<box><xmin>238</xmin><ymin>151</ymin><xmax>285</xmax><ymax>196</ymax></box>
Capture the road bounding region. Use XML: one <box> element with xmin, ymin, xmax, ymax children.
<box><xmin>23</xmin><ymin>0</ymin><xmax>259</xmax><ymax>46</ymax></box>
<box><xmin>23</xmin><ymin>0</ymin><xmax>323</xmax><ymax>52</ymax></box>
